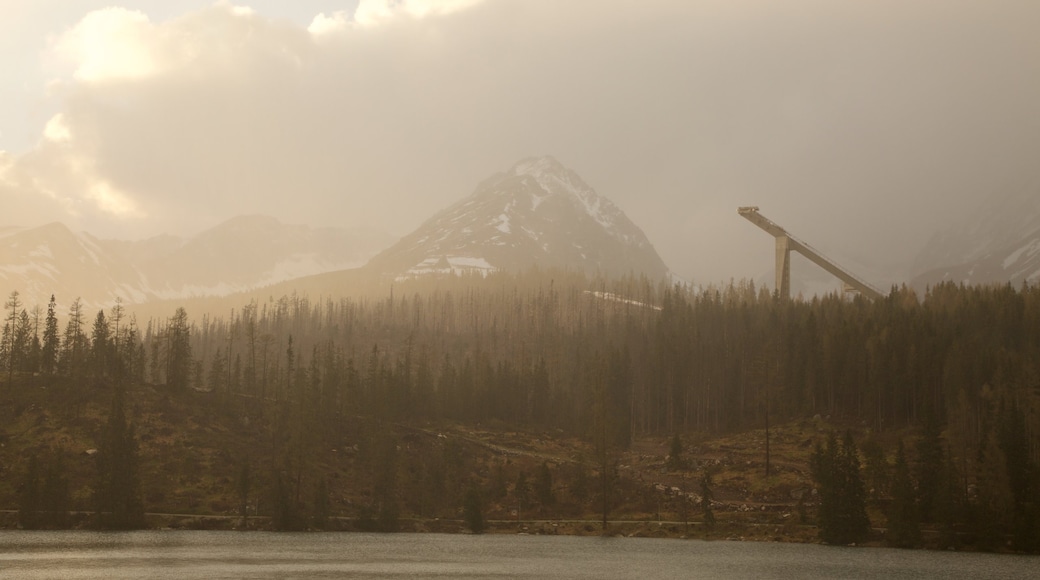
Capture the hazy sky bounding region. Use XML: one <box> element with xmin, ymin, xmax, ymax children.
<box><xmin>2</xmin><ymin>0</ymin><xmax>1039</xmax><ymax>286</ymax></box>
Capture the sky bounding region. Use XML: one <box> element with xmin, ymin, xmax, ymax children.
<box><xmin>1</xmin><ymin>0</ymin><xmax>1039</xmax><ymax>286</ymax></box>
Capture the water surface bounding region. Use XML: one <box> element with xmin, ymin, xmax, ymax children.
<box><xmin>1</xmin><ymin>531</ymin><xmax>1036</xmax><ymax>579</ymax></box>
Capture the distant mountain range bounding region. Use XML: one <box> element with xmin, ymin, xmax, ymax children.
<box><xmin>910</xmin><ymin>186</ymin><xmax>1040</xmax><ymax>291</ymax></box>
<box><xmin>0</xmin><ymin>216</ymin><xmax>395</xmax><ymax>308</ymax></box>
<box><xmin>7</xmin><ymin>157</ymin><xmax>1035</xmax><ymax>312</ymax></box>
<box><xmin>365</xmin><ymin>156</ymin><xmax>670</xmax><ymax>281</ymax></box>
<box><xmin>1</xmin><ymin>156</ymin><xmax>671</xmax><ymax>310</ymax></box>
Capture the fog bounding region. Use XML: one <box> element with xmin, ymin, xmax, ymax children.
<box><xmin>2</xmin><ymin>0</ymin><xmax>1039</xmax><ymax>284</ymax></box>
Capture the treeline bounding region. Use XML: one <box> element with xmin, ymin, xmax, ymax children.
<box><xmin>2</xmin><ymin>271</ymin><xmax>1039</xmax><ymax>543</ymax></box>
<box><xmin>4</xmin><ymin>272</ymin><xmax>1040</xmax><ymax>442</ymax></box>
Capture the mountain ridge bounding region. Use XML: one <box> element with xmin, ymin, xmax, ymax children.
<box><xmin>0</xmin><ymin>217</ymin><xmax>395</xmax><ymax>308</ymax></box>
<box><xmin>365</xmin><ymin>155</ymin><xmax>671</xmax><ymax>281</ymax></box>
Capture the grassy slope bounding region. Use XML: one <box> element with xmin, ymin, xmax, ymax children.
<box><xmin>0</xmin><ymin>374</ymin><xmax>891</xmax><ymax>542</ymax></box>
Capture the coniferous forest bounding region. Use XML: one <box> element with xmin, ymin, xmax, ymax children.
<box><xmin>1</xmin><ymin>270</ymin><xmax>1038</xmax><ymax>550</ymax></box>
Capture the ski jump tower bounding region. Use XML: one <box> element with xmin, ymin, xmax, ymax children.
<box><xmin>738</xmin><ymin>206</ymin><xmax>883</xmax><ymax>300</ymax></box>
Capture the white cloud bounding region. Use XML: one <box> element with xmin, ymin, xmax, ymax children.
<box><xmin>86</xmin><ymin>179</ymin><xmax>144</xmax><ymax>218</ymax></box>
<box><xmin>353</xmin><ymin>0</ymin><xmax>485</xmax><ymax>28</ymax></box>
<box><xmin>308</xmin><ymin>11</ymin><xmax>350</xmax><ymax>36</ymax></box>
<box><xmin>43</xmin><ymin>114</ymin><xmax>72</xmax><ymax>143</ymax></box>
<box><xmin>50</xmin><ymin>7</ymin><xmax>157</xmax><ymax>82</ymax></box>
<box><xmin>3</xmin><ymin>0</ymin><xmax>1038</xmax><ymax>282</ymax></box>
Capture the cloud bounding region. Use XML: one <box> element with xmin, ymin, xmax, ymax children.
<box><xmin>4</xmin><ymin>0</ymin><xmax>1039</xmax><ymax>284</ymax></box>
<box><xmin>50</xmin><ymin>7</ymin><xmax>158</xmax><ymax>82</ymax></box>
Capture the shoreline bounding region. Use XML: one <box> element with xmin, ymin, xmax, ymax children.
<box><xmin>3</xmin><ymin>510</ymin><xmax>997</xmax><ymax>553</ymax></box>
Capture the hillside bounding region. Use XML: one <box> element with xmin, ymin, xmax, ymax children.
<box><xmin>0</xmin><ymin>373</ymin><xmax>846</xmax><ymax>541</ymax></box>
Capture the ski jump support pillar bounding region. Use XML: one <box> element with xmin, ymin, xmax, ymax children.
<box><xmin>737</xmin><ymin>206</ymin><xmax>883</xmax><ymax>301</ymax></box>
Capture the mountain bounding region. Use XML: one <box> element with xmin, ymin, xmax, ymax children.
<box><xmin>103</xmin><ymin>215</ymin><xmax>395</xmax><ymax>299</ymax></box>
<box><xmin>365</xmin><ymin>156</ymin><xmax>670</xmax><ymax>280</ymax></box>
<box><xmin>0</xmin><ymin>217</ymin><xmax>395</xmax><ymax>308</ymax></box>
<box><xmin>911</xmin><ymin>186</ymin><xmax>1040</xmax><ymax>290</ymax></box>
<box><xmin>0</xmin><ymin>222</ymin><xmax>152</xmax><ymax>308</ymax></box>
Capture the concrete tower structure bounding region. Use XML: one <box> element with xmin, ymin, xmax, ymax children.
<box><xmin>738</xmin><ymin>207</ymin><xmax>883</xmax><ymax>300</ymax></box>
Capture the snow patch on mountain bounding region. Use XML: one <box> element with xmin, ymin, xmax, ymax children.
<box><xmin>911</xmin><ymin>185</ymin><xmax>1040</xmax><ymax>290</ymax></box>
<box><xmin>366</xmin><ymin>155</ymin><xmax>670</xmax><ymax>280</ymax></box>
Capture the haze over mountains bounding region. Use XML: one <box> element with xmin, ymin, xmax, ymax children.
<box><xmin>3</xmin><ymin>155</ymin><xmax>1040</xmax><ymax>310</ymax></box>
<box><xmin>910</xmin><ymin>186</ymin><xmax>1040</xmax><ymax>291</ymax></box>
<box><xmin>1</xmin><ymin>156</ymin><xmax>673</xmax><ymax>308</ymax></box>
<box><xmin>0</xmin><ymin>217</ymin><xmax>394</xmax><ymax>308</ymax></box>
<box><xmin>365</xmin><ymin>156</ymin><xmax>670</xmax><ymax>281</ymax></box>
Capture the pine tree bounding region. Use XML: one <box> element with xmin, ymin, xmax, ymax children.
<box><xmin>999</xmin><ymin>398</ymin><xmax>1038</xmax><ymax>552</ymax></box>
<box><xmin>375</xmin><ymin>435</ymin><xmax>399</xmax><ymax>532</ymax></box>
<box><xmin>166</xmin><ymin>307</ymin><xmax>192</xmax><ymax>390</ymax></box>
<box><xmin>237</xmin><ymin>459</ymin><xmax>251</xmax><ymax>520</ymax></box>
<box><xmin>811</xmin><ymin>431</ymin><xmax>870</xmax><ymax>545</ymax></box>
<box><xmin>3</xmin><ymin>290</ymin><xmax>22</xmax><ymax>383</ymax></box>
<box><xmin>536</xmin><ymin>461</ymin><xmax>555</xmax><ymax>506</ymax></box>
<box><xmin>41</xmin><ymin>295</ymin><xmax>59</xmax><ymax>374</ymax></box>
<box><xmin>18</xmin><ymin>454</ymin><xmax>41</xmax><ymax>529</ymax></box>
<box><xmin>91</xmin><ymin>310</ymin><xmax>110</xmax><ymax>378</ymax></box>
<box><xmin>464</xmin><ymin>485</ymin><xmax>485</xmax><ymax>534</ymax></box>
<box><xmin>514</xmin><ymin>470</ymin><xmax>531</xmax><ymax>518</ymax></box>
<box><xmin>887</xmin><ymin>440</ymin><xmax>921</xmax><ymax>548</ymax></box>
<box><xmin>271</xmin><ymin>470</ymin><xmax>297</xmax><ymax>531</ymax></box>
<box><xmin>914</xmin><ymin>415</ymin><xmax>944</xmax><ymax>523</ymax></box>
<box><xmin>489</xmin><ymin>462</ymin><xmax>507</xmax><ymax>501</ymax></box>
<box><xmin>668</xmin><ymin>433</ymin><xmax>685</xmax><ymax>471</ymax></box>
<box><xmin>40</xmin><ymin>451</ymin><xmax>70</xmax><ymax>528</ymax></box>
<box><xmin>61</xmin><ymin>298</ymin><xmax>86</xmax><ymax>378</ymax></box>
<box><xmin>700</xmin><ymin>470</ymin><xmax>716</xmax><ymax>527</ymax></box>
<box><xmin>571</xmin><ymin>456</ymin><xmax>589</xmax><ymax>504</ymax></box>
<box><xmin>95</xmin><ymin>385</ymin><xmax>145</xmax><ymax>529</ymax></box>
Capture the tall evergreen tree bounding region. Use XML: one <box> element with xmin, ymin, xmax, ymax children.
<box><xmin>668</xmin><ymin>433</ymin><xmax>686</xmax><ymax>471</ymax></box>
<box><xmin>41</xmin><ymin>295</ymin><xmax>59</xmax><ymax>374</ymax></box>
<box><xmin>91</xmin><ymin>310</ymin><xmax>110</xmax><ymax>378</ymax></box>
<box><xmin>464</xmin><ymin>485</ymin><xmax>485</xmax><ymax>534</ymax></box>
<box><xmin>166</xmin><ymin>307</ymin><xmax>192</xmax><ymax>389</ymax></box>
<box><xmin>18</xmin><ymin>454</ymin><xmax>41</xmax><ymax>529</ymax></box>
<box><xmin>887</xmin><ymin>440</ymin><xmax>921</xmax><ymax>548</ymax></box>
<box><xmin>62</xmin><ymin>298</ymin><xmax>87</xmax><ymax>378</ymax></box>
<box><xmin>3</xmin><ymin>290</ymin><xmax>22</xmax><ymax>383</ymax></box>
<box><xmin>41</xmin><ymin>452</ymin><xmax>70</xmax><ymax>529</ymax></box>
<box><xmin>811</xmin><ymin>431</ymin><xmax>870</xmax><ymax>545</ymax></box>
<box><xmin>914</xmin><ymin>415</ymin><xmax>944</xmax><ymax>523</ymax></box>
<box><xmin>700</xmin><ymin>469</ymin><xmax>716</xmax><ymax>527</ymax></box>
<box><xmin>95</xmin><ymin>385</ymin><xmax>145</xmax><ymax>529</ymax></box>
<box><xmin>535</xmin><ymin>461</ymin><xmax>555</xmax><ymax>506</ymax></box>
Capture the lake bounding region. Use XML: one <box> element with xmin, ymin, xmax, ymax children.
<box><xmin>0</xmin><ymin>531</ymin><xmax>1036</xmax><ymax>579</ymax></box>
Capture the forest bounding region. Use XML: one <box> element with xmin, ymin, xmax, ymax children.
<box><xmin>1</xmin><ymin>270</ymin><xmax>1038</xmax><ymax>549</ymax></box>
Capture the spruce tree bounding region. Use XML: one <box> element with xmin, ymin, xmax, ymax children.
<box><xmin>700</xmin><ymin>470</ymin><xmax>716</xmax><ymax>527</ymax></box>
<box><xmin>914</xmin><ymin>415</ymin><xmax>944</xmax><ymax>523</ymax></box>
<box><xmin>18</xmin><ymin>454</ymin><xmax>41</xmax><ymax>529</ymax></box>
<box><xmin>668</xmin><ymin>434</ymin><xmax>685</xmax><ymax>471</ymax></box>
<box><xmin>536</xmin><ymin>461</ymin><xmax>555</xmax><ymax>506</ymax></box>
<box><xmin>95</xmin><ymin>385</ymin><xmax>145</xmax><ymax>529</ymax></box>
<box><xmin>237</xmin><ymin>459</ymin><xmax>251</xmax><ymax>520</ymax></box>
<box><xmin>887</xmin><ymin>440</ymin><xmax>921</xmax><ymax>548</ymax></box>
<box><xmin>811</xmin><ymin>431</ymin><xmax>870</xmax><ymax>545</ymax></box>
<box><xmin>41</xmin><ymin>452</ymin><xmax>70</xmax><ymax>529</ymax></box>
<box><xmin>41</xmin><ymin>295</ymin><xmax>59</xmax><ymax>374</ymax></box>
<box><xmin>464</xmin><ymin>485</ymin><xmax>485</xmax><ymax>534</ymax></box>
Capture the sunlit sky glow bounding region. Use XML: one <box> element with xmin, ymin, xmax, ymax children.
<box><xmin>2</xmin><ymin>0</ymin><xmax>1039</xmax><ymax>285</ymax></box>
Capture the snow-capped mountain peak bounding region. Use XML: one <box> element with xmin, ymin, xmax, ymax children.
<box><xmin>365</xmin><ymin>156</ymin><xmax>669</xmax><ymax>280</ymax></box>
